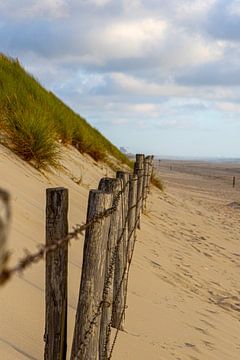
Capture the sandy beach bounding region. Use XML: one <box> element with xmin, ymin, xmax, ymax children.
<box><xmin>113</xmin><ymin>159</ymin><xmax>240</xmax><ymax>359</ymax></box>
<box><xmin>0</xmin><ymin>147</ymin><xmax>240</xmax><ymax>359</ymax></box>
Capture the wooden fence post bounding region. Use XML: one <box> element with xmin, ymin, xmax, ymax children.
<box><xmin>127</xmin><ymin>174</ymin><xmax>138</xmax><ymax>263</ymax></box>
<box><xmin>142</xmin><ymin>156</ymin><xmax>150</xmax><ymax>212</ymax></box>
<box><xmin>98</xmin><ymin>178</ymin><xmax>121</xmax><ymax>360</ymax></box>
<box><xmin>134</xmin><ymin>154</ymin><xmax>144</xmax><ymax>229</ymax></box>
<box><xmin>233</xmin><ymin>176</ymin><xmax>236</xmax><ymax>188</ymax></box>
<box><xmin>44</xmin><ymin>188</ymin><xmax>69</xmax><ymax>360</ymax></box>
<box><xmin>71</xmin><ymin>190</ymin><xmax>112</xmax><ymax>360</ymax></box>
<box><xmin>146</xmin><ymin>155</ymin><xmax>154</xmax><ymax>195</ymax></box>
<box><xmin>0</xmin><ymin>190</ymin><xmax>10</xmax><ymax>276</ymax></box>
<box><xmin>112</xmin><ymin>172</ymin><xmax>129</xmax><ymax>331</ymax></box>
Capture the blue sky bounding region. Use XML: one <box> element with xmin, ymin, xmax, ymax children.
<box><xmin>1</xmin><ymin>0</ymin><xmax>240</xmax><ymax>157</ymax></box>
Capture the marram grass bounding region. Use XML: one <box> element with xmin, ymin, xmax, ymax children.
<box><xmin>151</xmin><ymin>171</ymin><xmax>164</xmax><ymax>191</ymax></box>
<box><xmin>0</xmin><ymin>54</ymin><xmax>131</xmax><ymax>168</ymax></box>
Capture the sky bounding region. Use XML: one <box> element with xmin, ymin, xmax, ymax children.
<box><xmin>1</xmin><ymin>0</ymin><xmax>240</xmax><ymax>158</ymax></box>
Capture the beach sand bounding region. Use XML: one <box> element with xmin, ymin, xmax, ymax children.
<box><xmin>0</xmin><ymin>147</ymin><xmax>240</xmax><ymax>359</ymax></box>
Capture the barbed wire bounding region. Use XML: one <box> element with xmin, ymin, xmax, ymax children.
<box><xmin>107</xmin><ymin>216</ymin><xmax>139</xmax><ymax>360</ymax></box>
<box><xmin>0</xmin><ymin>177</ymin><xmax>137</xmax><ymax>286</ymax></box>
<box><xmin>0</xmin><ymin>164</ymin><xmax>153</xmax><ymax>360</ymax></box>
<box><xmin>73</xmin><ymin>182</ymin><xmax>137</xmax><ymax>359</ymax></box>
<box><xmin>74</xmin><ymin>192</ymin><xmax>142</xmax><ymax>360</ymax></box>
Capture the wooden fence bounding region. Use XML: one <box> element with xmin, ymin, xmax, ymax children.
<box><xmin>0</xmin><ymin>154</ymin><xmax>154</xmax><ymax>360</ymax></box>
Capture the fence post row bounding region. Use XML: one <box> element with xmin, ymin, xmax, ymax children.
<box><xmin>71</xmin><ymin>190</ymin><xmax>112</xmax><ymax>360</ymax></box>
<box><xmin>111</xmin><ymin>171</ymin><xmax>129</xmax><ymax>331</ymax></box>
<box><xmin>0</xmin><ymin>154</ymin><xmax>155</xmax><ymax>360</ymax></box>
<box><xmin>98</xmin><ymin>177</ymin><xmax>122</xmax><ymax>360</ymax></box>
<box><xmin>134</xmin><ymin>154</ymin><xmax>145</xmax><ymax>229</ymax></box>
<box><xmin>0</xmin><ymin>189</ymin><xmax>10</xmax><ymax>276</ymax></box>
<box><xmin>44</xmin><ymin>187</ymin><xmax>69</xmax><ymax>360</ymax></box>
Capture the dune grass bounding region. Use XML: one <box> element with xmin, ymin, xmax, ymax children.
<box><xmin>0</xmin><ymin>54</ymin><xmax>131</xmax><ymax>168</ymax></box>
<box><xmin>151</xmin><ymin>171</ymin><xmax>164</xmax><ymax>191</ymax></box>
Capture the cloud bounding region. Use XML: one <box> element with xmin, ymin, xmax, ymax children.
<box><xmin>86</xmin><ymin>18</ymin><xmax>167</xmax><ymax>63</ymax></box>
<box><xmin>0</xmin><ymin>0</ymin><xmax>68</xmax><ymax>19</ymax></box>
<box><xmin>216</xmin><ymin>101</ymin><xmax>240</xmax><ymax>113</ymax></box>
<box><xmin>128</xmin><ymin>103</ymin><xmax>157</xmax><ymax>113</ymax></box>
<box><xmin>89</xmin><ymin>0</ymin><xmax>113</xmax><ymax>6</ymax></box>
<box><xmin>1</xmin><ymin>0</ymin><xmax>240</xmax><ymax>156</ymax></box>
<box><xmin>205</xmin><ymin>0</ymin><xmax>240</xmax><ymax>41</ymax></box>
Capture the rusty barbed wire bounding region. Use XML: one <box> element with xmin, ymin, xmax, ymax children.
<box><xmin>74</xmin><ymin>193</ymin><xmax>142</xmax><ymax>360</ymax></box>
<box><xmin>106</xmin><ymin>216</ymin><xmax>139</xmax><ymax>360</ymax></box>
<box><xmin>0</xmin><ymin>177</ymin><xmax>137</xmax><ymax>286</ymax></box>
<box><xmin>72</xmin><ymin>169</ymin><xmax>152</xmax><ymax>359</ymax></box>
<box><xmin>0</xmin><ymin>169</ymin><xmax>151</xmax><ymax>360</ymax></box>
<box><xmin>73</xmin><ymin>181</ymin><xmax>131</xmax><ymax>359</ymax></box>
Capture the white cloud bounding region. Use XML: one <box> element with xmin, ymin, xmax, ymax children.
<box><xmin>0</xmin><ymin>0</ymin><xmax>68</xmax><ymax>19</ymax></box>
<box><xmin>1</xmin><ymin>0</ymin><xmax>240</xmax><ymax>157</ymax></box>
<box><xmin>87</xmin><ymin>18</ymin><xmax>167</xmax><ymax>62</ymax></box>
<box><xmin>77</xmin><ymin>17</ymin><xmax>223</xmax><ymax>71</ymax></box>
<box><xmin>228</xmin><ymin>0</ymin><xmax>240</xmax><ymax>16</ymax></box>
<box><xmin>129</xmin><ymin>103</ymin><xmax>157</xmax><ymax>112</ymax></box>
<box><xmin>158</xmin><ymin>30</ymin><xmax>223</xmax><ymax>70</ymax></box>
<box><xmin>111</xmin><ymin>118</ymin><xmax>130</xmax><ymax>125</ymax></box>
<box><xmin>111</xmin><ymin>72</ymin><xmax>240</xmax><ymax>105</ymax></box>
<box><xmin>174</xmin><ymin>0</ymin><xmax>217</xmax><ymax>20</ymax></box>
<box><xmin>216</xmin><ymin>101</ymin><xmax>240</xmax><ymax>112</ymax></box>
<box><xmin>89</xmin><ymin>0</ymin><xmax>112</xmax><ymax>6</ymax></box>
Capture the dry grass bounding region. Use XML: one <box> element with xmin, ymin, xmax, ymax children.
<box><xmin>151</xmin><ymin>171</ymin><xmax>164</xmax><ymax>191</ymax></box>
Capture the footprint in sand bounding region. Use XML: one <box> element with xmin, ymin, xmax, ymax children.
<box><xmin>202</xmin><ymin>340</ymin><xmax>215</xmax><ymax>350</ymax></box>
<box><xmin>184</xmin><ymin>342</ymin><xmax>200</xmax><ymax>354</ymax></box>
<box><xmin>199</xmin><ymin>318</ymin><xmax>216</xmax><ymax>330</ymax></box>
<box><xmin>193</xmin><ymin>327</ymin><xmax>209</xmax><ymax>336</ymax></box>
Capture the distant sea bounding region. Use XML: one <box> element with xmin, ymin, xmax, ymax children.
<box><xmin>155</xmin><ymin>156</ymin><xmax>240</xmax><ymax>163</ymax></box>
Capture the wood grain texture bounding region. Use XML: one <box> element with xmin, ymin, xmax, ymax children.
<box><xmin>71</xmin><ymin>190</ymin><xmax>112</xmax><ymax>360</ymax></box>
<box><xmin>98</xmin><ymin>178</ymin><xmax>121</xmax><ymax>359</ymax></box>
<box><xmin>127</xmin><ymin>174</ymin><xmax>138</xmax><ymax>263</ymax></box>
<box><xmin>44</xmin><ymin>187</ymin><xmax>69</xmax><ymax>360</ymax></box>
<box><xmin>134</xmin><ymin>154</ymin><xmax>144</xmax><ymax>229</ymax></box>
<box><xmin>112</xmin><ymin>172</ymin><xmax>129</xmax><ymax>331</ymax></box>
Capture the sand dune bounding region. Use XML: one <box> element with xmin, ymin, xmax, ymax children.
<box><xmin>0</xmin><ymin>148</ymin><xmax>240</xmax><ymax>359</ymax></box>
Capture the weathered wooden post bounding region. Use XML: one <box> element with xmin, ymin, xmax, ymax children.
<box><xmin>44</xmin><ymin>188</ymin><xmax>69</xmax><ymax>360</ymax></box>
<box><xmin>127</xmin><ymin>174</ymin><xmax>138</xmax><ymax>263</ymax></box>
<box><xmin>134</xmin><ymin>154</ymin><xmax>144</xmax><ymax>229</ymax></box>
<box><xmin>98</xmin><ymin>178</ymin><xmax>121</xmax><ymax>360</ymax></box>
<box><xmin>146</xmin><ymin>155</ymin><xmax>154</xmax><ymax>195</ymax></box>
<box><xmin>71</xmin><ymin>190</ymin><xmax>112</xmax><ymax>360</ymax></box>
<box><xmin>142</xmin><ymin>156</ymin><xmax>150</xmax><ymax>212</ymax></box>
<box><xmin>0</xmin><ymin>190</ymin><xmax>10</xmax><ymax>276</ymax></box>
<box><xmin>233</xmin><ymin>176</ymin><xmax>236</xmax><ymax>188</ymax></box>
<box><xmin>112</xmin><ymin>172</ymin><xmax>129</xmax><ymax>331</ymax></box>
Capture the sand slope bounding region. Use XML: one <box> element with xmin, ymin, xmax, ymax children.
<box><xmin>0</xmin><ymin>148</ymin><xmax>240</xmax><ymax>359</ymax></box>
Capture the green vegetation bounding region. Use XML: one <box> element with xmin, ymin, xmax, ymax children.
<box><xmin>0</xmin><ymin>54</ymin><xmax>131</xmax><ymax>168</ymax></box>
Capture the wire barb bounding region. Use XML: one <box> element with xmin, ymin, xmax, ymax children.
<box><xmin>0</xmin><ymin>171</ymin><xmax>150</xmax><ymax>360</ymax></box>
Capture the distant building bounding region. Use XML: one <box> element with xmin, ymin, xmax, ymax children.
<box><xmin>120</xmin><ymin>147</ymin><xmax>128</xmax><ymax>154</ymax></box>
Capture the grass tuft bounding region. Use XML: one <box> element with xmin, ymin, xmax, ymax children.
<box><xmin>2</xmin><ymin>107</ymin><xmax>59</xmax><ymax>168</ymax></box>
<box><xmin>151</xmin><ymin>171</ymin><xmax>164</xmax><ymax>191</ymax></box>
